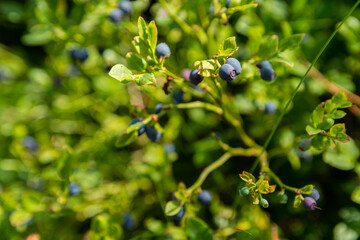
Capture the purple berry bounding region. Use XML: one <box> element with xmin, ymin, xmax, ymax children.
<box><xmin>197</xmin><ymin>190</ymin><xmax>212</xmax><ymax>205</ymax></box>
<box><xmin>181</xmin><ymin>68</ymin><xmax>191</xmax><ymax>81</ymax></box>
<box><xmin>302</xmin><ymin>197</ymin><xmax>317</xmax><ymax>210</ymax></box>
<box><xmin>304</xmin><ymin>188</ymin><xmax>320</xmax><ymax>201</ymax></box>
<box><xmin>189</xmin><ymin>69</ymin><xmax>204</xmax><ymax>85</ymax></box>
<box><xmin>155</xmin><ymin>43</ymin><xmax>171</xmax><ymax>59</ymax></box>
<box><xmin>226</xmin><ymin>58</ymin><xmax>242</xmax><ymax>75</ymax></box>
<box><xmin>299</xmin><ymin>138</ymin><xmax>311</xmax><ymax>152</ymax></box>
<box><xmin>219</xmin><ymin>63</ymin><xmax>236</xmax><ymax>81</ymax></box>
<box><xmin>260</xmin><ymin>67</ymin><xmax>276</xmax><ymax>81</ymax></box>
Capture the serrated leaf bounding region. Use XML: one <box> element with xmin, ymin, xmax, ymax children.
<box><xmin>218</xmin><ymin>37</ymin><xmax>238</xmax><ymax>56</ymax></box>
<box><xmin>185</xmin><ymin>217</ymin><xmax>213</xmax><ymax>240</ymax></box>
<box><xmin>109</xmin><ymin>64</ymin><xmax>133</xmax><ymax>83</ymax></box>
<box><xmin>258</xmin><ymin>35</ymin><xmax>279</xmax><ymax>59</ymax></box>
<box><xmin>115</xmin><ymin>131</ymin><xmax>138</xmax><ymax>148</ymax></box>
<box><xmin>351</xmin><ymin>186</ymin><xmax>360</xmax><ymax>204</ymax></box>
<box><xmin>279</xmin><ymin>33</ymin><xmax>305</xmax><ymax>52</ymax></box>
<box><xmin>323</xmin><ymin>138</ymin><xmax>359</xmax><ymax>170</ymax></box>
<box><xmin>306</xmin><ymin>125</ymin><xmax>322</xmax><ymax>135</ymax></box>
<box><xmin>300</xmin><ymin>185</ymin><xmax>314</xmax><ymax>194</ymax></box>
<box><xmin>332</xmin><ymin>92</ymin><xmax>352</xmax><ymax>108</ymax></box>
<box><xmin>147</xmin><ymin>21</ymin><xmax>158</xmax><ymax>51</ymax></box>
<box><xmin>239</xmin><ymin>171</ymin><xmax>256</xmax><ymax>184</ymax></box>
<box><xmin>165</xmin><ymin>201</ymin><xmax>181</xmax><ymax>216</ymax></box>
<box><xmin>126</xmin><ymin>53</ymin><xmax>147</xmax><ymax>72</ymax></box>
<box><xmin>134</xmin><ymin>73</ymin><xmax>156</xmax><ymax>86</ymax></box>
<box><xmin>293</xmin><ymin>195</ymin><xmax>303</xmax><ymax>208</ymax></box>
<box><xmin>56</xmin><ymin>147</ymin><xmax>72</xmax><ymax>180</ymax></box>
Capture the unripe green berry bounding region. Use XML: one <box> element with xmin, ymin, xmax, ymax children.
<box><xmin>279</xmin><ymin>194</ymin><xmax>288</xmax><ymax>204</ymax></box>
<box><xmin>260</xmin><ymin>198</ymin><xmax>269</xmax><ymax>208</ymax></box>
<box><xmin>239</xmin><ymin>187</ymin><xmax>250</xmax><ymax>196</ymax></box>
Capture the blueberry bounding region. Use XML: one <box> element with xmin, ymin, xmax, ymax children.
<box><xmin>226</xmin><ymin>58</ymin><xmax>241</xmax><ymax>75</ymax></box>
<box><xmin>260</xmin><ymin>67</ymin><xmax>276</xmax><ymax>81</ymax></box>
<box><xmin>171</xmin><ymin>206</ymin><xmax>185</xmax><ymax>222</ymax></box>
<box><xmin>260</xmin><ymin>198</ymin><xmax>269</xmax><ymax>208</ymax></box>
<box><xmin>171</xmin><ymin>90</ymin><xmax>184</xmax><ymax>103</ymax></box>
<box><xmin>69</xmin><ymin>182</ymin><xmax>81</xmax><ymax>196</ymax></box>
<box><xmin>118</xmin><ymin>1</ymin><xmax>132</xmax><ymax>15</ymax></box>
<box><xmin>181</xmin><ymin>68</ymin><xmax>191</xmax><ymax>81</ymax></box>
<box><xmin>122</xmin><ymin>213</ymin><xmax>135</xmax><ymax>230</ymax></box>
<box><xmin>197</xmin><ymin>190</ymin><xmax>212</xmax><ymax>205</ymax></box>
<box><xmin>304</xmin><ymin>188</ymin><xmax>320</xmax><ymax>201</ymax></box>
<box><xmin>128</xmin><ymin>118</ymin><xmax>146</xmax><ymax>135</ymax></box>
<box><xmin>189</xmin><ymin>69</ymin><xmax>204</xmax><ymax>85</ymax></box>
<box><xmin>299</xmin><ymin>138</ymin><xmax>311</xmax><ymax>152</ymax></box>
<box><xmin>219</xmin><ymin>64</ymin><xmax>236</xmax><ymax>81</ymax></box>
<box><xmin>265</xmin><ymin>101</ymin><xmax>277</xmax><ymax>114</ymax></box>
<box><xmin>69</xmin><ymin>48</ymin><xmax>89</xmax><ymax>62</ymax></box>
<box><xmin>109</xmin><ymin>8</ymin><xmax>124</xmax><ymax>23</ymax></box>
<box><xmin>155</xmin><ymin>103</ymin><xmax>164</xmax><ymax>114</ymax></box>
<box><xmin>256</xmin><ymin>60</ymin><xmax>272</xmax><ymax>69</ymax></box>
<box><xmin>279</xmin><ymin>194</ymin><xmax>288</xmax><ymax>204</ymax></box>
<box><xmin>22</xmin><ymin>136</ymin><xmax>39</xmax><ymax>152</ymax></box>
<box><xmin>225</xmin><ymin>0</ymin><xmax>231</xmax><ymax>8</ymax></box>
<box><xmin>302</xmin><ymin>197</ymin><xmax>317</xmax><ymax>210</ymax></box>
<box><xmin>155</xmin><ymin>43</ymin><xmax>171</xmax><ymax>59</ymax></box>
<box><xmin>239</xmin><ymin>187</ymin><xmax>250</xmax><ymax>196</ymax></box>
<box><xmin>145</xmin><ymin>126</ymin><xmax>162</xmax><ymax>142</ymax></box>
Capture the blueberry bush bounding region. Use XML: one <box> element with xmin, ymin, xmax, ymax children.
<box><xmin>1</xmin><ymin>0</ymin><xmax>360</xmax><ymax>239</ymax></box>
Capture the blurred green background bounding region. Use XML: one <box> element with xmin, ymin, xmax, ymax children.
<box><xmin>0</xmin><ymin>0</ymin><xmax>360</xmax><ymax>239</ymax></box>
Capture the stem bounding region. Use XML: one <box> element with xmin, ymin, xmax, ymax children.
<box><xmin>249</xmin><ymin>0</ymin><xmax>360</xmax><ymax>173</ymax></box>
<box><xmin>175</xmin><ymin>101</ymin><xmax>223</xmax><ymax>115</ymax></box>
<box><xmin>268</xmin><ymin>169</ymin><xmax>298</xmax><ymax>193</ymax></box>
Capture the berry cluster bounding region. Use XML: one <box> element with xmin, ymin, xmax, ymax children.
<box><xmin>302</xmin><ymin>188</ymin><xmax>320</xmax><ymax>210</ymax></box>
<box><xmin>256</xmin><ymin>60</ymin><xmax>276</xmax><ymax>81</ymax></box>
<box><xmin>109</xmin><ymin>0</ymin><xmax>132</xmax><ymax>23</ymax></box>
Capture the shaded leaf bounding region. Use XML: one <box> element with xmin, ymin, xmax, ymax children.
<box><xmin>165</xmin><ymin>201</ymin><xmax>181</xmax><ymax>216</ymax></box>
<box><xmin>115</xmin><ymin>131</ymin><xmax>138</xmax><ymax>148</ymax></box>
<box><xmin>258</xmin><ymin>35</ymin><xmax>279</xmax><ymax>59</ymax></box>
<box><xmin>126</xmin><ymin>53</ymin><xmax>147</xmax><ymax>72</ymax></box>
<box><xmin>279</xmin><ymin>33</ymin><xmax>305</xmax><ymax>52</ymax></box>
<box><xmin>185</xmin><ymin>217</ymin><xmax>213</xmax><ymax>240</ymax></box>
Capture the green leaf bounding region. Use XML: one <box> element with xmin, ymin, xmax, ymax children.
<box><xmin>332</xmin><ymin>92</ymin><xmax>352</xmax><ymax>108</ymax></box>
<box><xmin>310</xmin><ymin>105</ymin><xmax>325</xmax><ymax>127</ymax></box>
<box><xmin>325</xmin><ymin>100</ymin><xmax>337</xmax><ymax>114</ymax></box>
<box><xmin>287</xmin><ymin>148</ymin><xmax>301</xmax><ymax>170</ymax></box>
<box><xmin>258</xmin><ymin>180</ymin><xmax>276</xmax><ymax>194</ymax></box>
<box><xmin>22</xmin><ymin>25</ymin><xmax>53</xmax><ymax>46</ymax></box>
<box><xmin>185</xmin><ymin>217</ymin><xmax>213</xmax><ymax>240</ymax></box>
<box><xmin>115</xmin><ymin>131</ymin><xmax>138</xmax><ymax>148</ymax></box>
<box><xmin>326</xmin><ymin>110</ymin><xmax>346</xmax><ymax>119</ymax></box>
<box><xmin>218</xmin><ymin>37</ymin><xmax>238</xmax><ymax>56</ymax></box>
<box><xmin>194</xmin><ymin>59</ymin><xmax>216</xmax><ymax>77</ymax></box>
<box><xmin>132</xmin><ymin>36</ymin><xmax>150</xmax><ymax>57</ymax></box>
<box><xmin>317</xmin><ymin>117</ymin><xmax>334</xmax><ymax>130</ymax></box>
<box><xmin>305</xmin><ymin>125</ymin><xmax>322</xmax><ymax>135</ymax></box>
<box><xmin>9</xmin><ymin>209</ymin><xmax>33</xmax><ymax>227</ymax></box>
<box><xmin>323</xmin><ymin>138</ymin><xmax>359</xmax><ymax>170</ymax></box>
<box><xmin>126</xmin><ymin>53</ymin><xmax>147</xmax><ymax>72</ymax></box>
<box><xmin>239</xmin><ymin>171</ymin><xmax>256</xmax><ymax>184</ymax></box>
<box><xmin>56</xmin><ymin>147</ymin><xmax>72</xmax><ymax>180</ymax></box>
<box><xmin>293</xmin><ymin>195</ymin><xmax>303</xmax><ymax>208</ymax></box>
<box><xmin>329</xmin><ymin>124</ymin><xmax>349</xmax><ymax>143</ymax></box>
<box><xmin>92</xmin><ymin>215</ymin><xmax>109</xmax><ymax>233</ymax></box>
<box><xmin>300</xmin><ymin>185</ymin><xmax>314</xmax><ymax>194</ymax></box>
<box><xmin>279</xmin><ymin>33</ymin><xmax>305</xmax><ymax>52</ymax></box>
<box><xmin>147</xmin><ymin>21</ymin><xmax>158</xmax><ymax>51</ymax></box>
<box><xmin>351</xmin><ymin>186</ymin><xmax>360</xmax><ymax>204</ymax></box>
<box><xmin>271</xmin><ymin>55</ymin><xmax>294</xmax><ymax>67</ymax></box>
<box><xmin>108</xmin><ymin>64</ymin><xmax>133</xmax><ymax>84</ymax></box>
<box><xmin>311</xmin><ymin>135</ymin><xmax>331</xmax><ymax>150</ymax></box>
<box><xmin>258</xmin><ymin>35</ymin><xmax>279</xmax><ymax>59</ymax></box>
<box><xmin>225</xmin><ymin>3</ymin><xmax>258</xmax><ymax>15</ymax></box>
<box><xmin>138</xmin><ymin>17</ymin><xmax>148</xmax><ymax>40</ymax></box>
<box><xmin>165</xmin><ymin>201</ymin><xmax>181</xmax><ymax>216</ymax></box>
<box><xmin>134</xmin><ymin>73</ymin><xmax>156</xmax><ymax>86</ymax></box>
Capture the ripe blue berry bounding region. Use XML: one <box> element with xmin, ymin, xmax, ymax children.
<box><xmin>304</xmin><ymin>188</ymin><xmax>320</xmax><ymax>201</ymax></box>
<box><xmin>226</xmin><ymin>58</ymin><xmax>242</xmax><ymax>75</ymax></box>
<box><xmin>260</xmin><ymin>198</ymin><xmax>269</xmax><ymax>208</ymax></box>
<box><xmin>122</xmin><ymin>213</ymin><xmax>135</xmax><ymax>230</ymax></box>
<box><xmin>155</xmin><ymin>43</ymin><xmax>171</xmax><ymax>59</ymax></box>
<box><xmin>239</xmin><ymin>187</ymin><xmax>250</xmax><ymax>196</ymax></box>
<box><xmin>171</xmin><ymin>206</ymin><xmax>185</xmax><ymax>221</ymax></box>
<box><xmin>22</xmin><ymin>136</ymin><xmax>39</xmax><ymax>152</ymax></box>
<box><xmin>172</xmin><ymin>90</ymin><xmax>184</xmax><ymax>103</ymax></box>
<box><xmin>265</xmin><ymin>101</ymin><xmax>277</xmax><ymax>114</ymax></box>
<box><xmin>279</xmin><ymin>194</ymin><xmax>288</xmax><ymax>204</ymax></box>
<box><xmin>302</xmin><ymin>197</ymin><xmax>317</xmax><ymax>210</ymax></box>
<box><xmin>189</xmin><ymin>69</ymin><xmax>204</xmax><ymax>85</ymax></box>
<box><xmin>128</xmin><ymin>118</ymin><xmax>146</xmax><ymax>135</ymax></box>
<box><xmin>109</xmin><ymin>8</ymin><xmax>124</xmax><ymax>23</ymax></box>
<box><xmin>219</xmin><ymin>63</ymin><xmax>236</xmax><ymax>81</ymax></box>
<box><xmin>118</xmin><ymin>1</ymin><xmax>132</xmax><ymax>15</ymax></box>
<box><xmin>155</xmin><ymin>103</ymin><xmax>164</xmax><ymax>114</ymax></box>
<box><xmin>197</xmin><ymin>190</ymin><xmax>212</xmax><ymax>205</ymax></box>
<box><xmin>69</xmin><ymin>182</ymin><xmax>81</xmax><ymax>196</ymax></box>
<box><xmin>256</xmin><ymin>60</ymin><xmax>272</xmax><ymax>69</ymax></box>
<box><xmin>145</xmin><ymin>126</ymin><xmax>162</xmax><ymax>142</ymax></box>
<box><xmin>69</xmin><ymin>48</ymin><xmax>89</xmax><ymax>62</ymax></box>
<box><xmin>225</xmin><ymin>0</ymin><xmax>231</xmax><ymax>8</ymax></box>
<box><xmin>260</xmin><ymin>67</ymin><xmax>276</xmax><ymax>81</ymax></box>
<box><xmin>299</xmin><ymin>138</ymin><xmax>311</xmax><ymax>152</ymax></box>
